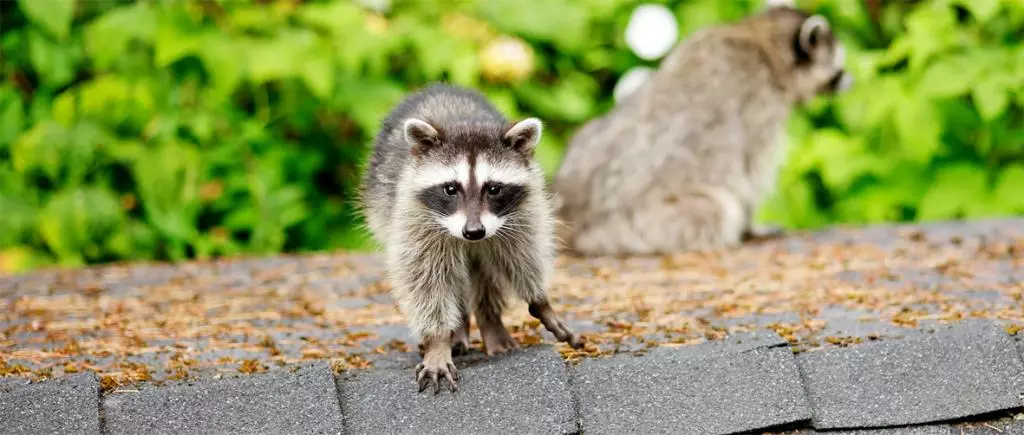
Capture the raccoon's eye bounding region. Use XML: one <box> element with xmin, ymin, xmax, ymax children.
<box><xmin>486</xmin><ymin>185</ymin><xmax>502</xmax><ymax>196</ymax></box>
<box><xmin>443</xmin><ymin>184</ymin><xmax>458</xmax><ymax>196</ymax></box>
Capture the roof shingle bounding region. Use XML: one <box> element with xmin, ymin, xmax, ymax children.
<box><xmin>0</xmin><ymin>373</ymin><xmax>101</xmax><ymax>435</ymax></box>
<box><xmin>337</xmin><ymin>345</ymin><xmax>577</xmax><ymax>435</ymax></box>
<box><xmin>573</xmin><ymin>330</ymin><xmax>811</xmax><ymax>435</ymax></box>
<box><xmin>797</xmin><ymin>321</ymin><xmax>1024</xmax><ymax>430</ymax></box>
<box><xmin>101</xmin><ymin>362</ymin><xmax>343</xmax><ymax>435</ymax></box>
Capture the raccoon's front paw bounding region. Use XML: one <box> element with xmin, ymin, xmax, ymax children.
<box><xmin>415</xmin><ymin>355</ymin><xmax>458</xmax><ymax>394</ymax></box>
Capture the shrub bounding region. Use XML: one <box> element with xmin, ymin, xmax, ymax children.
<box><xmin>0</xmin><ymin>0</ymin><xmax>1021</xmax><ymax>273</ymax></box>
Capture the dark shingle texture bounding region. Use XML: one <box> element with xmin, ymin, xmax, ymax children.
<box><xmin>956</xmin><ymin>416</ymin><xmax>1024</xmax><ymax>433</ymax></box>
<box><xmin>0</xmin><ymin>373</ymin><xmax>101</xmax><ymax>435</ymax></box>
<box><xmin>798</xmin><ymin>321</ymin><xmax>1024</xmax><ymax>430</ymax></box>
<box><xmin>795</xmin><ymin>424</ymin><xmax>955</xmax><ymax>434</ymax></box>
<box><xmin>573</xmin><ymin>331</ymin><xmax>810</xmax><ymax>435</ymax></box>
<box><xmin>338</xmin><ymin>345</ymin><xmax>576</xmax><ymax>435</ymax></box>
<box><xmin>102</xmin><ymin>362</ymin><xmax>343</xmax><ymax>435</ymax></box>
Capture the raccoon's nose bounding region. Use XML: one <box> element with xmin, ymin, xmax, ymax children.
<box><xmin>462</xmin><ymin>224</ymin><xmax>486</xmax><ymax>241</ymax></box>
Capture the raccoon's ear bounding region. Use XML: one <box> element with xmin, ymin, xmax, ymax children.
<box><xmin>798</xmin><ymin>15</ymin><xmax>830</xmax><ymax>55</ymax></box>
<box><xmin>503</xmin><ymin>118</ymin><xmax>543</xmax><ymax>154</ymax></box>
<box><xmin>403</xmin><ymin>118</ymin><xmax>441</xmax><ymax>154</ymax></box>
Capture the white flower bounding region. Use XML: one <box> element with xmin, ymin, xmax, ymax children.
<box><xmin>357</xmin><ymin>0</ymin><xmax>391</xmax><ymax>14</ymax></box>
<box><xmin>624</xmin><ymin>4</ymin><xmax>679</xmax><ymax>61</ymax></box>
<box><xmin>613</xmin><ymin>66</ymin><xmax>655</xmax><ymax>104</ymax></box>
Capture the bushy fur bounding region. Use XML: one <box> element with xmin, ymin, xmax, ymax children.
<box><xmin>360</xmin><ymin>84</ymin><xmax>582</xmax><ymax>393</ymax></box>
<box><xmin>553</xmin><ymin>4</ymin><xmax>852</xmax><ymax>256</ymax></box>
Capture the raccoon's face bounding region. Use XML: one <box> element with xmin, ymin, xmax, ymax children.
<box><xmin>404</xmin><ymin>118</ymin><xmax>543</xmax><ymax>242</ymax></box>
<box><xmin>790</xmin><ymin>14</ymin><xmax>852</xmax><ymax>102</ymax></box>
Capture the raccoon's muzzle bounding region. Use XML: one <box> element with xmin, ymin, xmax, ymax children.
<box><xmin>462</xmin><ymin>197</ymin><xmax>486</xmax><ymax>241</ymax></box>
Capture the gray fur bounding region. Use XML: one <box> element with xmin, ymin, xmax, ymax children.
<box><xmin>553</xmin><ymin>5</ymin><xmax>852</xmax><ymax>256</ymax></box>
<box><xmin>359</xmin><ymin>84</ymin><xmax>582</xmax><ymax>392</ymax></box>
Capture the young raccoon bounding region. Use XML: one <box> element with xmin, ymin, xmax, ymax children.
<box><xmin>360</xmin><ymin>84</ymin><xmax>584</xmax><ymax>393</ymax></box>
<box><xmin>553</xmin><ymin>3</ymin><xmax>852</xmax><ymax>256</ymax></box>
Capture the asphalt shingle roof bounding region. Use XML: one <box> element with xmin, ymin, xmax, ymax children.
<box><xmin>0</xmin><ymin>373</ymin><xmax>101</xmax><ymax>435</ymax></box>
<box><xmin>798</xmin><ymin>321</ymin><xmax>1024</xmax><ymax>430</ymax></box>
<box><xmin>2</xmin><ymin>323</ymin><xmax>1024</xmax><ymax>434</ymax></box>
<box><xmin>338</xmin><ymin>345</ymin><xmax>576</xmax><ymax>435</ymax></box>
<box><xmin>2</xmin><ymin>219</ymin><xmax>1023</xmax><ymax>434</ymax></box>
<box><xmin>574</xmin><ymin>330</ymin><xmax>810</xmax><ymax>434</ymax></box>
<box><xmin>102</xmin><ymin>362</ymin><xmax>344</xmax><ymax>435</ymax></box>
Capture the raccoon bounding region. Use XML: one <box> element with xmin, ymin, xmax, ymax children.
<box><xmin>553</xmin><ymin>4</ymin><xmax>852</xmax><ymax>256</ymax></box>
<box><xmin>360</xmin><ymin>84</ymin><xmax>584</xmax><ymax>394</ymax></box>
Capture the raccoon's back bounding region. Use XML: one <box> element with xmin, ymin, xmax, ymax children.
<box><xmin>359</xmin><ymin>84</ymin><xmax>505</xmax><ymax>237</ymax></box>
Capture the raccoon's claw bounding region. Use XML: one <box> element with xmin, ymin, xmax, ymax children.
<box><xmin>415</xmin><ymin>360</ymin><xmax>458</xmax><ymax>394</ymax></box>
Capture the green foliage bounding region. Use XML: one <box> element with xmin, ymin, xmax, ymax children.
<box><xmin>0</xmin><ymin>0</ymin><xmax>1022</xmax><ymax>273</ymax></box>
<box><xmin>761</xmin><ymin>0</ymin><xmax>1024</xmax><ymax>228</ymax></box>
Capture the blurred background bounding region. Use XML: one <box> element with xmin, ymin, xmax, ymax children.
<box><xmin>0</xmin><ymin>0</ymin><xmax>1021</xmax><ymax>274</ymax></box>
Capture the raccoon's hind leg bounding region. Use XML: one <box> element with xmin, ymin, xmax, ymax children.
<box><xmin>488</xmin><ymin>245</ymin><xmax>585</xmax><ymax>349</ymax></box>
<box><xmin>527</xmin><ymin>301</ymin><xmax>583</xmax><ymax>349</ymax></box>
<box><xmin>572</xmin><ymin>188</ymin><xmax>745</xmax><ymax>255</ymax></box>
<box><xmin>469</xmin><ymin>258</ymin><xmax>519</xmax><ymax>356</ymax></box>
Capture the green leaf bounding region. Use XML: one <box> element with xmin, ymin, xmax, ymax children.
<box><xmin>131</xmin><ymin>141</ymin><xmax>203</xmax><ymax>244</ymax></box>
<box><xmin>83</xmin><ymin>1</ymin><xmax>156</xmax><ymax>69</ymax></box>
<box><xmin>198</xmin><ymin>36</ymin><xmax>245</xmax><ymax>101</ymax></box>
<box><xmin>17</xmin><ymin>0</ymin><xmax>76</xmax><ymax>40</ymax></box>
<box><xmin>894</xmin><ymin>96</ymin><xmax>942</xmax><ymax>164</ymax></box>
<box><xmin>836</xmin><ymin>183</ymin><xmax>904</xmax><ymax>224</ymax></box>
<box><xmin>244</xmin><ymin>31</ymin><xmax>316</xmax><ymax>84</ymax></box>
<box><xmin>336</xmin><ymin>79</ymin><xmax>406</xmax><ymax>133</ymax></box>
<box><xmin>972</xmin><ymin>80</ymin><xmax>1009</xmax><ymax>121</ymax></box>
<box><xmin>27</xmin><ymin>29</ymin><xmax>80</xmax><ymax>88</ymax></box>
<box><xmin>991</xmin><ymin>164</ymin><xmax>1024</xmax><ymax>209</ymax></box>
<box><xmin>38</xmin><ymin>187</ymin><xmax>124</xmax><ymax>265</ymax></box>
<box><xmin>0</xmin><ymin>192</ymin><xmax>38</xmax><ymax>246</ymax></box>
<box><xmin>155</xmin><ymin>23</ymin><xmax>203</xmax><ymax>67</ymax></box>
<box><xmin>77</xmin><ymin>75</ymin><xmax>156</xmax><ymax>127</ymax></box>
<box><xmin>760</xmin><ymin>175</ymin><xmax>826</xmax><ymax>229</ymax></box>
<box><xmin>834</xmin><ymin>77</ymin><xmax>900</xmax><ymax>131</ymax></box>
<box><xmin>12</xmin><ymin>121</ymin><xmax>67</xmax><ymax>180</ymax></box>
<box><xmin>917</xmin><ymin>162</ymin><xmax>989</xmax><ymax>220</ymax></box>
<box><xmin>478</xmin><ymin>0</ymin><xmax>590</xmax><ymax>52</ymax></box>
<box><xmin>917</xmin><ymin>56</ymin><xmax>979</xmax><ymax>98</ymax></box>
<box><xmin>0</xmin><ymin>92</ymin><xmax>25</xmax><ymax>148</ymax></box>
<box><xmin>517</xmin><ymin>72</ymin><xmax>597</xmax><ymax>122</ymax></box>
<box><xmin>301</xmin><ymin>56</ymin><xmax>334</xmax><ymax>100</ymax></box>
<box><xmin>295</xmin><ymin>1</ymin><xmax>364</xmax><ymax>35</ymax></box>
<box><xmin>954</xmin><ymin>0</ymin><xmax>1000</xmax><ymax>22</ymax></box>
<box><xmin>903</xmin><ymin>6</ymin><xmax>959</xmax><ymax>72</ymax></box>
